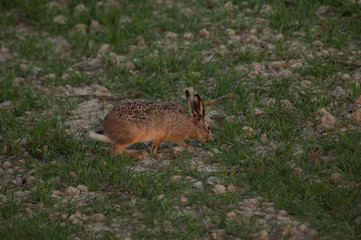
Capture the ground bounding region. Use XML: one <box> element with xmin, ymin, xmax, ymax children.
<box><xmin>0</xmin><ymin>0</ymin><xmax>361</xmax><ymax>239</ymax></box>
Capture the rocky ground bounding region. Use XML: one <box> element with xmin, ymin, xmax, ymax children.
<box><xmin>1</xmin><ymin>0</ymin><xmax>361</xmax><ymax>239</ymax></box>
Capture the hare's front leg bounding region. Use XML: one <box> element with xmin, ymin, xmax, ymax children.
<box><xmin>152</xmin><ymin>136</ymin><xmax>165</xmax><ymax>157</ymax></box>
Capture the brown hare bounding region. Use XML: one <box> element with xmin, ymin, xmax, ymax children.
<box><xmin>90</xmin><ymin>90</ymin><xmax>212</xmax><ymax>158</ymax></box>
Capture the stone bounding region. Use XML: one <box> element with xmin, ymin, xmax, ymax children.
<box><xmin>75</xmin><ymin>4</ymin><xmax>87</xmax><ymax>13</ymax></box>
<box><xmin>90</xmin><ymin>20</ymin><xmax>103</xmax><ymax>31</ymax></box>
<box><xmin>353</xmin><ymin>109</ymin><xmax>361</xmax><ymax>125</ymax></box>
<box><xmin>136</xmin><ymin>36</ymin><xmax>145</xmax><ymax>46</ymax></box>
<box><xmin>227</xmin><ymin>184</ymin><xmax>236</xmax><ymax>192</ymax></box>
<box><xmin>76</xmin><ymin>184</ymin><xmax>89</xmax><ymax>193</ymax></box>
<box><xmin>183</xmin><ymin>33</ymin><xmax>194</xmax><ymax>39</ymax></box>
<box><xmin>212</xmin><ymin>184</ymin><xmax>226</xmax><ymax>195</ymax></box>
<box><xmin>193</xmin><ymin>181</ymin><xmax>203</xmax><ymax>189</ymax></box>
<box><xmin>316</xmin><ymin>108</ymin><xmax>337</xmax><ymax>130</ymax></box>
<box><xmin>199</xmin><ymin>29</ymin><xmax>210</xmax><ymax>38</ymax></box>
<box><xmin>225</xmin><ymin>28</ymin><xmax>235</xmax><ymax>36</ymax></box>
<box><xmin>278</xmin><ymin>210</ymin><xmax>287</xmax><ymax>216</ymax></box>
<box><xmin>172</xmin><ymin>175</ymin><xmax>181</xmax><ymax>182</ymax></box>
<box><xmin>89</xmin><ymin>213</ymin><xmax>106</xmax><ymax>221</ymax></box>
<box><xmin>226</xmin><ymin>211</ymin><xmax>236</xmax><ymax>219</ymax></box>
<box><xmin>53</xmin><ymin>15</ymin><xmax>67</xmax><ymax>24</ymax></box>
<box><xmin>74</xmin><ymin>24</ymin><xmax>87</xmax><ymax>34</ymax></box>
<box><xmin>65</xmin><ymin>186</ymin><xmax>80</xmax><ymax>196</ymax></box>
<box><xmin>98</xmin><ymin>43</ymin><xmax>110</xmax><ymax>55</ymax></box>
<box><xmin>165</xmin><ymin>32</ymin><xmax>178</xmax><ymax>39</ymax></box>
<box><xmin>180</xmin><ymin>197</ymin><xmax>188</xmax><ymax>204</ymax></box>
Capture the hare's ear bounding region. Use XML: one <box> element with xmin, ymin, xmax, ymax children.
<box><xmin>185</xmin><ymin>89</ymin><xmax>196</xmax><ymax>117</ymax></box>
<box><xmin>193</xmin><ymin>95</ymin><xmax>205</xmax><ymax>119</ymax></box>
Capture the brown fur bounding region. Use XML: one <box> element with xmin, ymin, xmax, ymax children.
<box><xmin>90</xmin><ymin>90</ymin><xmax>211</xmax><ymax>158</ymax></box>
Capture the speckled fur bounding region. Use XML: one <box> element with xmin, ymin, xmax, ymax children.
<box><xmin>90</xmin><ymin>91</ymin><xmax>211</xmax><ymax>158</ymax></box>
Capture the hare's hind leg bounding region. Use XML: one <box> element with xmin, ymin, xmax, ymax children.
<box><xmin>110</xmin><ymin>136</ymin><xmax>146</xmax><ymax>159</ymax></box>
<box><xmin>110</xmin><ymin>143</ymin><xmax>145</xmax><ymax>159</ymax></box>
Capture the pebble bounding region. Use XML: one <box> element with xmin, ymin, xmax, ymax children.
<box><xmin>75</xmin><ymin>4</ymin><xmax>87</xmax><ymax>13</ymax></box>
<box><xmin>65</xmin><ymin>186</ymin><xmax>80</xmax><ymax>196</ymax></box>
<box><xmin>207</xmin><ymin>176</ymin><xmax>220</xmax><ymax>185</ymax></box>
<box><xmin>227</xmin><ymin>184</ymin><xmax>236</xmax><ymax>192</ymax></box>
<box><xmin>226</xmin><ymin>211</ymin><xmax>236</xmax><ymax>219</ymax></box>
<box><xmin>212</xmin><ymin>148</ymin><xmax>220</xmax><ymax>154</ymax></box>
<box><xmin>257</xmin><ymin>230</ymin><xmax>269</xmax><ymax>240</ymax></box>
<box><xmin>279</xmin><ymin>209</ymin><xmax>287</xmax><ymax>216</ymax></box>
<box><xmin>73</xmin><ymin>24</ymin><xmax>87</xmax><ymax>34</ymax></box>
<box><xmin>3</xmin><ymin>161</ymin><xmax>11</xmax><ymax>168</ymax></box>
<box><xmin>180</xmin><ymin>197</ymin><xmax>188</xmax><ymax>204</ymax></box>
<box><xmin>183</xmin><ymin>33</ymin><xmax>194</xmax><ymax>39</ymax></box>
<box><xmin>199</xmin><ymin>28</ymin><xmax>210</xmax><ymax>38</ymax></box>
<box><xmin>193</xmin><ymin>181</ymin><xmax>203</xmax><ymax>189</ymax></box>
<box><xmin>225</xmin><ymin>28</ymin><xmax>235</xmax><ymax>36</ymax></box>
<box><xmin>76</xmin><ymin>184</ymin><xmax>89</xmax><ymax>193</ymax></box>
<box><xmin>242</xmin><ymin>126</ymin><xmax>255</xmax><ymax>135</ymax></box>
<box><xmin>90</xmin><ymin>20</ymin><xmax>102</xmax><ymax>31</ymax></box>
<box><xmin>165</xmin><ymin>32</ymin><xmax>178</xmax><ymax>39</ymax></box>
<box><xmin>172</xmin><ymin>175</ymin><xmax>182</xmax><ymax>182</ymax></box>
<box><xmin>264</xmin><ymin>207</ymin><xmax>275</xmax><ymax>214</ymax></box>
<box><xmin>212</xmin><ymin>184</ymin><xmax>226</xmax><ymax>195</ymax></box>
<box><xmin>98</xmin><ymin>43</ymin><xmax>110</xmax><ymax>55</ymax></box>
<box><xmin>353</xmin><ymin>109</ymin><xmax>361</xmax><ymax>125</ymax></box>
<box><xmin>89</xmin><ymin>213</ymin><xmax>106</xmax><ymax>221</ymax></box>
<box><xmin>53</xmin><ymin>15</ymin><xmax>67</xmax><ymax>24</ymax></box>
<box><xmin>316</xmin><ymin>108</ymin><xmax>337</xmax><ymax>130</ymax></box>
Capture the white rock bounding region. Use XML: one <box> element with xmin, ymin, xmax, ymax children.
<box><xmin>193</xmin><ymin>181</ymin><xmax>203</xmax><ymax>189</ymax></box>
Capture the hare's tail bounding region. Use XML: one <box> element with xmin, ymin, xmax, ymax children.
<box><xmin>89</xmin><ymin>130</ymin><xmax>113</xmax><ymax>143</ymax></box>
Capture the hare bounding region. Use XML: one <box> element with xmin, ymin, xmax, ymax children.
<box><xmin>90</xmin><ymin>90</ymin><xmax>212</xmax><ymax>158</ymax></box>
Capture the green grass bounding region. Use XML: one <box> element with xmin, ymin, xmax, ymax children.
<box><xmin>1</xmin><ymin>0</ymin><xmax>361</xmax><ymax>239</ymax></box>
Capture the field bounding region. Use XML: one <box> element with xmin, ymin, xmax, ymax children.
<box><xmin>1</xmin><ymin>0</ymin><xmax>361</xmax><ymax>239</ymax></box>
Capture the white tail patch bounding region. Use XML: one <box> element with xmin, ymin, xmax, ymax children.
<box><xmin>89</xmin><ymin>132</ymin><xmax>113</xmax><ymax>143</ymax></box>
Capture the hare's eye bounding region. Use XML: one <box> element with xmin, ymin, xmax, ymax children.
<box><xmin>206</xmin><ymin>125</ymin><xmax>211</xmax><ymax>131</ymax></box>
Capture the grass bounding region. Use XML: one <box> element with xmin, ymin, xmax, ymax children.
<box><xmin>1</xmin><ymin>0</ymin><xmax>361</xmax><ymax>239</ymax></box>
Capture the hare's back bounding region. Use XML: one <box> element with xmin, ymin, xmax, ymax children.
<box><xmin>105</xmin><ymin>100</ymin><xmax>187</xmax><ymax>124</ymax></box>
